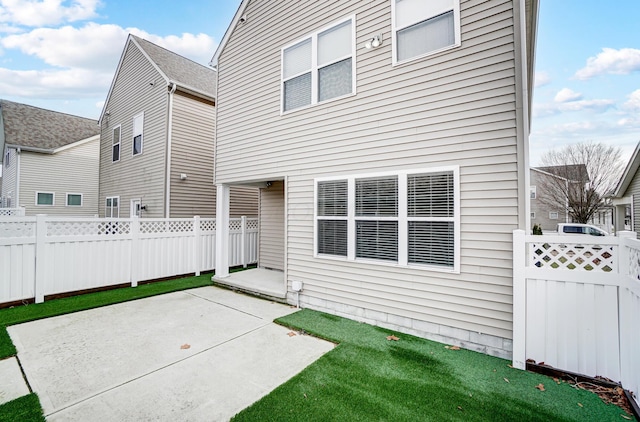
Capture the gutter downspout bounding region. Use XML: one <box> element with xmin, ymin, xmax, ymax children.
<box><xmin>165</xmin><ymin>82</ymin><xmax>177</xmax><ymax>218</ymax></box>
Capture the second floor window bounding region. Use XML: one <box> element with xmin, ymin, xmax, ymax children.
<box><xmin>282</xmin><ymin>17</ymin><xmax>355</xmax><ymax>113</ymax></box>
<box><xmin>133</xmin><ymin>113</ymin><xmax>144</xmax><ymax>155</ymax></box>
<box><xmin>112</xmin><ymin>125</ymin><xmax>121</xmax><ymax>162</ymax></box>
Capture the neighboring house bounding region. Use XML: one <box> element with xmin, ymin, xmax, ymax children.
<box><xmin>98</xmin><ymin>35</ymin><xmax>257</xmax><ymax>218</ymax></box>
<box><xmin>211</xmin><ymin>0</ymin><xmax>539</xmax><ymax>359</ymax></box>
<box><xmin>613</xmin><ymin>140</ymin><xmax>640</xmax><ymax>234</ymax></box>
<box><xmin>0</xmin><ymin>100</ymin><xmax>100</xmax><ymax>216</ymax></box>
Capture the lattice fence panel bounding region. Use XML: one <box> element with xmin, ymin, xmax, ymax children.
<box><xmin>530</xmin><ymin>242</ymin><xmax>615</xmax><ymax>272</ymax></box>
<box><xmin>628</xmin><ymin>247</ymin><xmax>640</xmax><ymax>281</ymax></box>
<box><xmin>169</xmin><ymin>220</ymin><xmax>193</xmax><ymax>233</ymax></box>
<box><xmin>0</xmin><ymin>221</ymin><xmax>35</xmax><ymax>238</ymax></box>
<box><xmin>247</xmin><ymin>219</ymin><xmax>258</xmax><ymax>230</ymax></box>
<box><xmin>229</xmin><ymin>220</ymin><xmax>242</xmax><ymax>231</ymax></box>
<box><xmin>200</xmin><ymin>220</ymin><xmax>216</xmax><ymax>231</ymax></box>
<box><xmin>47</xmin><ymin>221</ymin><xmax>131</xmax><ymax>236</ymax></box>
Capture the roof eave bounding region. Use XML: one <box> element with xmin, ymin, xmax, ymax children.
<box><xmin>209</xmin><ymin>0</ymin><xmax>251</xmax><ymax>67</ymax></box>
<box><xmin>614</xmin><ymin>141</ymin><xmax>640</xmax><ymax>197</ymax></box>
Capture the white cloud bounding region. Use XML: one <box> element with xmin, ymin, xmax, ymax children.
<box><xmin>558</xmin><ymin>99</ymin><xmax>614</xmax><ymax>112</ymax></box>
<box><xmin>574</xmin><ymin>48</ymin><xmax>640</xmax><ymax>80</ymax></box>
<box><xmin>0</xmin><ymin>0</ymin><xmax>101</xmax><ymax>27</ymax></box>
<box><xmin>533</xmin><ymin>97</ymin><xmax>614</xmax><ymax>118</ymax></box>
<box><xmin>554</xmin><ymin>88</ymin><xmax>582</xmax><ymax>103</ymax></box>
<box><xmin>0</xmin><ymin>66</ymin><xmax>110</xmax><ymax>98</ymax></box>
<box><xmin>622</xmin><ymin>89</ymin><xmax>640</xmax><ymax>110</ymax></box>
<box><xmin>534</xmin><ymin>71</ymin><xmax>551</xmax><ymax>87</ymax></box>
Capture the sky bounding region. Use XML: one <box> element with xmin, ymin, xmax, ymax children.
<box><xmin>0</xmin><ymin>0</ymin><xmax>639</xmax><ymax>168</ymax></box>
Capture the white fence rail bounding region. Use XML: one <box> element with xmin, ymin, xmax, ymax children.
<box><xmin>0</xmin><ymin>207</ymin><xmax>25</xmax><ymax>217</ymax></box>
<box><xmin>513</xmin><ymin>230</ymin><xmax>640</xmax><ymax>405</ymax></box>
<box><xmin>0</xmin><ymin>215</ymin><xmax>257</xmax><ymax>305</ymax></box>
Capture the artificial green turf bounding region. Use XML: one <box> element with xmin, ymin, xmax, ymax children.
<box><xmin>0</xmin><ymin>394</ymin><xmax>45</xmax><ymax>422</ymax></box>
<box><xmin>233</xmin><ymin>309</ymin><xmax>635</xmax><ymax>422</ymax></box>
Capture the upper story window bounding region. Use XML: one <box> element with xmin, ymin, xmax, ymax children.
<box><xmin>530</xmin><ymin>186</ymin><xmax>536</xmax><ymax>199</ymax></box>
<box><xmin>392</xmin><ymin>0</ymin><xmax>461</xmax><ymax>64</ymax></box>
<box><xmin>316</xmin><ymin>166</ymin><xmax>460</xmax><ymax>272</ymax></box>
<box><xmin>4</xmin><ymin>149</ymin><xmax>10</xmax><ymax>167</ymax></box>
<box><xmin>132</xmin><ymin>113</ymin><xmax>144</xmax><ymax>155</ymax></box>
<box><xmin>112</xmin><ymin>125</ymin><xmax>121</xmax><ymax>162</ymax></box>
<box><xmin>282</xmin><ymin>16</ymin><xmax>355</xmax><ymax>113</ymax></box>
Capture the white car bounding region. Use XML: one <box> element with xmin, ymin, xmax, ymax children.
<box><xmin>557</xmin><ymin>223</ymin><xmax>609</xmax><ymax>236</ymax></box>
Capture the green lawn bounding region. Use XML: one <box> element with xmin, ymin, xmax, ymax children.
<box><xmin>233</xmin><ymin>309</ymin><xmax>635</xmax><ymax>422</ymax></box>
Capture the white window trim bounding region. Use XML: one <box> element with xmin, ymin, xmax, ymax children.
<box><xmin>549</xmin><ymin>211</ymin><xmax>559</xmax><ymax>220</ymax></box>
<box><xmin>530</xmin><ymin>185</ymin><xmax>536</xmax><ymax>199</ymax></box>
<box><xmin>65</xmin><ymin>193</ymin><xmax>83</xmax><ymax>207</ymax></box>
<box><xmin>132</xmin><ymin>112</ymin><xmax>144</xmax><ymax>156</ymax></box>
<box><xmin>391</xmin><ymin>0</ymin><xmax>461</xmax><ymax>66</ymax></box>
<box><xmin>112</xmin><ymin>124</ymin><xmax>121</xmax><ymax>163</ymax></box>
<box><xmin>35</xmin><ymin>191</ymin><xmax>55</xmax><ymax>206</ymax></box>
<box><xmin>105</xmin><ymin>195</ymin><xmax>120</xmax><ymax>218</ymax></box>
<box><xmin>314</xmin><ymin>166</ymin><xmax>460</xmax><ymax>273</ymax></box>
<box><xmin>531</xmin><ymin>212</ymin><xmax>536</xmax><ymax>219</ymax></box>
<box><xmin>280</xmin><ymin>15</ymin><xmax>356</xmax><ymax>115</ymax></box>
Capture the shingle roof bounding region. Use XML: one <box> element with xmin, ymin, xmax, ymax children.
<box><xmin>131</xmin><ymin>35</ymin><xmax>216</xmax><ymax>98</ymax></box>
<box><xmin>0</xmin><ymin>100</ymin><xmax>99</xmax><ymax>151</ymax></box>
<box><xmin>535</xmin><ymin>164</ymin><xmax>590</xmax><ymax>182</ymax></box>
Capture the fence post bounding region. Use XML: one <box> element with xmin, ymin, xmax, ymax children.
<box><xmin>194</xmin><ymin>216</ymin><xmax>201</xmax><ymax>276</ymax></box>
<box><xmin>241</xmin><ymin>216</ymin><xmax>247</xmax><ymax>268</ymax></box>
<box><xmin>617</xmin><ymin>231</ymin><xmax>635</xmax><ymax>392</ymax></box>
<box><xmin>130</xmin><ymin>217</ymin><xmax>139</xmax><ymax>287</ymax></box>
<box><xmin>512</xmin><ymin>229</ymin><xmax>527</xmax><ymax>370</ymax></box>
<box><xmin>34</xmin><ymin>214</ymin><xmax>47</xmax><ymax>303</ymax></box>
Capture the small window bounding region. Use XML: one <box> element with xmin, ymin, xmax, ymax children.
<box><xmin>36</xmin><ymin>192</ymin><xmax>54</xmax><ymax>206</ymax></box>
<box><xmin>282</xmin><ymin>17</ymin><xmax>354</xmax><ymax>113</ymax></box>
<box><xmin>392</xmin><ymin>0</ymin><xmax>461</xmax><ymax>64</ymax></box>
<box><xmin>530</xmin><ymin>186</ymin><xmax>536</xmax><ymax>199</ymax></box>
<box><xmin>132</xmin><ymin>113</ymin><xmax>144</xmax><ymax>155</ymax></box>
<box><xmin>531</xmin><ymin>212</ymin><xmax>536</xmax><ymax>219</ymax></box>
<box><xmin>4</xmin><ymin>149</ymin><xmax>10</xmax><ymax>167</ymax></box>
<box><xmin>66</xmin><ymin>193</ymin><xmax>83</xmax><ymax>207</ymax></box>
<box><xmin>549</xmin><ymin>212</ymin><xmax>559</xmax><ymax>220</ymax></box>
<box><xmin>106</xmin><ymin>196</ymin><xmax>119</xmax><ymax>218</ymax></box>
<box><xmin>112</xmin><ymin>125</ymin><xmax>121</xmax><ymax>162</ymax></box>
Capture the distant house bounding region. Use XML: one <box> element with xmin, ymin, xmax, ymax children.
<box><xmin>98</xmin><ymin>35</ymin><xmax>257</xmax><ymax>218</ymax></box>
<box><xmin>613</xmin><ymin>141</ymin><xmax>640</xmax><ymax>234</ymax></box>
<box><xmin>0</xmin><ymin>100</ymin><xmax>100</xmax><ymax>216</ymax></box>
<box><xmin>210</xmin><ymin>0</ymin><xmax>539</xmax><ymax>359</ymax></box>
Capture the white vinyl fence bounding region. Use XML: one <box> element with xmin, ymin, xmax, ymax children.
<box><xmin>0</xmin><ymin>207</ymin><xmax>25</xmax><ymax>217</ymax></box>
<box><xmin>0</xmin><ymin>215</ymin><xmax>257</xmax><ymax>305</ymax></box>
<box><xmin>513</xmin><ymin>230</ymin><xmax>640</xmax><ymax>405</ymax></box>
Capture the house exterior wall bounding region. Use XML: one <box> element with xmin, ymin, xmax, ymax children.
<box><xmin>529</xmin><ymin>170</ymin><xmax>566</xmax><ymax>232</ymax></box>
<box><xmin>1</xmin><ymin>147</ymin><xmax>18</xmax><ymax>207</ymax></box>
<box><xmin>98</xmin><ymin>42</ymin><xmax>168</xmax><ymax>218</ymax></box>
<box><xmin>258</xmin><ymin>181</ymin><xmax>285</xmax><ymax>271</ymax></box>
<box><xmin>18</xmin><ymin>138</ymin><xmax>99</xmax><ymax>216</ymax></box>
<box><xmin>623</xmin><ymin>173</ymin><xmax>640</xmax><ymax>234</ymax></box>
<box><xmin>215</xmin><ymin>0</ymin><xmax>530</xmax><ymax>350</ymax></box>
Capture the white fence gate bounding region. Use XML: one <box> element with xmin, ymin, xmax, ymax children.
<box><xmin>513</xmin><ymin>230</ymin><xmax>640</xmax><ymax>405</ymax></box>
<box><xmin>0</xmin><ymin>215</ymin><xmax>258</xmax><ymax>305</ymax></box>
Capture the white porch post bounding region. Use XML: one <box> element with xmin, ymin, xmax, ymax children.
<box><xmin>215</xmin><ymin>184</ymin><xmax>230</xmax><ymax>278</ymax></box>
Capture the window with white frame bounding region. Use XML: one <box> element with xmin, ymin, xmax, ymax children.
<box><xmin>132</xmin><ymin>113</ymin><xmax>143</xmax><ymax>155</ymax></box>
<box><xmin>36</xmin><ymin>192</ymin><xmax>54</xmax><ymax>206</ymax></box>
<box><xmin>549</xmin><ymin>211</ymin><xmax>559</xmax><ymax>220</ymax></box>
<box><xmin>531</xmin><ymin>212</ymin><xmax>536</xmax><ymax>219</ymax></box>
<box><xmin>112</xmin><ymin>125</ymin><xmax>121</xmax><ymax>162</ymax></box>
<box><xmin>530</xmin><ymin>186</ymin><xmax>536</xmax><ymax>199</ymax></box>
<box><xmin>106</xmin><ymin>196</ymin><xmax>119</xmax><ymax>218</ymax></box>
<box><xmin>282</xmin><ymin>17</ymin><xmax>354</xmax><ymax>112</ymax></box>
<box><xmin>4</xmin><ymin>149</ymin><xmax>10</xmax><ymax>167</ymax></box>
<box><xmin>66</xmin><ymin>193</ymin><xmax>82</xmax><ymax>206</ymax></box>
<box><xmin>392</xmin><ymin>0</ymin><xmax>461</xmax><ymax>64</ymax></box>
<box><xmin>316</xmin><ymin>167</ymin><xmax>459</xmax><ymax>271</ymax></box>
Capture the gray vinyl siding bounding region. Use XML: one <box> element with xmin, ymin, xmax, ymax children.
<box><xmin>529</xmin><ymin>170</ymin><xmax>565</xmax><ymax>232</ymax></box>
<box><xmin>169</xmin><ymin>92</ymin><xmax>216</xmax><ymax>217</ymax></box>
<box><xmin>98</xmin><ymin>42</ymin><xmax>168</xmax><ymax>218</ymax></box>
<box><xmin>259</xmin><ymin>181</ymin><xmax>284</xmax><ymax>271</ymax></box>
<box><xmin>18</xmin><ymin>139</ymin><xmax>99</xmax><ymax>216</ymax></box>
<box><xmin>216</xmin><ymin>0</ymin><xmax>527</xmax><ymax>339</ymax></box>
<box><xmin>624</xmin><ymin>173</ymin><xmax>640</xmax><ymax>235</ymax></box>
<box><xmin>1</xmin><ymin>148</ymin><xmax>18</xmax><ymax>205</ymax></box>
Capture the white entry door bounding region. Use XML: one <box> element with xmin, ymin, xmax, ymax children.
<box><xmin>131</xmin><ymin>199</ymin><xmax>142</xmax><ymax>217</ymax></box>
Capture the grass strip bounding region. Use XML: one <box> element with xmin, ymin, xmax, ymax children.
<box><xmin>233</xmin><ymin>309</ymin><xmax>635</xmax><ymax>422</ymax></box>
<box><xmin>0</xmin><ymin>394</ymin><xmax>45</xmax><ymax>422</ymax></box>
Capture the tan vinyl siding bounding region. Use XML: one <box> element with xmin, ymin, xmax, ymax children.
<box><xmin>98</xmin><ymin>42</ymin><xmax>168</xmax><ymax>218</ymax></box>
<box><xmin>1</xmin><ymin>148</ymin><xmax>18</xmax><ymax>206</ymax></box>
<box><xmin>259</xmin><ymin>181</ymin><xmax>284</xmax><ymax>270</ymax></box>
<box><xmin>18</xmin><ymin>138</ymin><xmax>99</xmax><ymax>216</ymax></box>
<box><xmin>230</xmin><ymin>186</ymin><xmax>259</xmax><ymax>217</ymax></box>
<box><xmin>169</xmin><ymin>92</ymin><xmax>216</xmax><ymax>217</ymax></box>
<box><xmin>216</xmin><ymin>0</ymin><xmax>526</xmax><ymax>339</ymax></box>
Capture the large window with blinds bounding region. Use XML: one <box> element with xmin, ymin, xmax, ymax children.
<box><xmin>392</xmin><ymin>0</ymin><xmax>461</xmax><ymax>64</ymax></box>
<box><xmin>315</xmin><ymin>167</ymin><xmax>459</xmax><ymax>272</ymax></box>
<box><xmin>281</xmin><ymin>16</ymin><xmax>355</xmax><ymax>113</ymax></box>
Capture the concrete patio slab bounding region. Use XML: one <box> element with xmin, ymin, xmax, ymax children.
<box><xmin>0</xmin><ymin>357</ymin><xmax>30</xmax><ymax>406</ymax></box>
<box><xmin>8</xmin><ymin>286</ymin><xmax>334</xmax><ymax>421</ymax></box>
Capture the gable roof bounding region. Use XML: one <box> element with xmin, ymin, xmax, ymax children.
<box><xmin>534</xmin><ymin>164</ymin><xmax>590</xmax><ymax>183</ymax></box>
<box><xmin>614</xmin><ymin>140</ymin><xmax>640</xmax><ymax>198</ymax></box>
<box><xmin>99</xmin><ymin>35</ymin><xmax>216</xmax><ymax>124</ymax></box>
<box><xmin>210</xmin><ymin>0</ymin><xmax>249</xmax><ymax>67</ymax></box>
<box><xmin>0</xmin><ymin>99</ymin><xmax>99</xmax><ymax>152</ymax></box>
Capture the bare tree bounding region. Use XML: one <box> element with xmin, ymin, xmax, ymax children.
<box><xmin>536</xmin><ymin>142</ymin><xmax>623</xmax><ymax>224</ymax></box>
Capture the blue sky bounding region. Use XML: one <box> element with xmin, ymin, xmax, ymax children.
<box><xmin>0</xmin><ymin>0</ymin><xmax>639</xmax><ymax>167</ymax></box>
